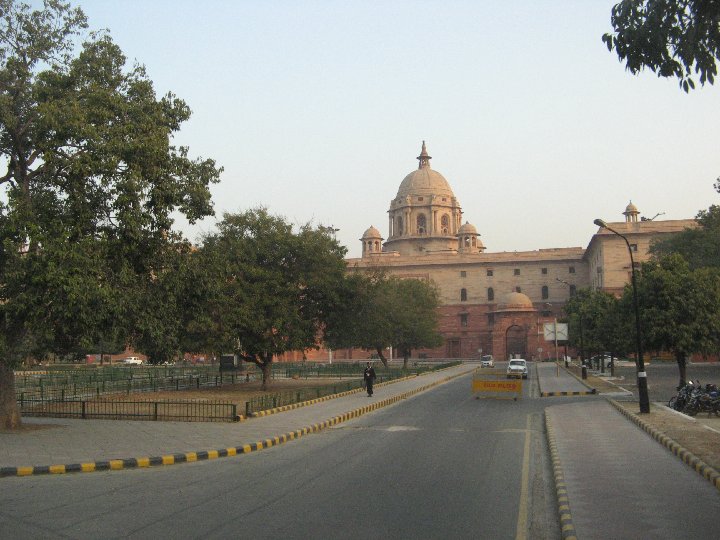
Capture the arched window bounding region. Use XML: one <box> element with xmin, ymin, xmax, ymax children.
<box><xmin>464</xmin><ymin>237</ymin><xmax>471</xmax><ymax>247</ymax></box>
<box><xmin>460</xmin><ymin>288</ymin><xmax>467</xmax><ymax>302</ymax></box>
<box><xmin>417</xmin><ymin>214</ymin><xmax>426</xmax><ymax>234</ymax></box>
<box><xmin>487</xmin><ymin>287</ymin><xmax>494</xmax><ymax>301</ymax></box>
<box><xmin>441</xmin><ymin>214</ymin><xmax>450</xmax><ymax>234</ymax></box>
<box><xmin>396</xmin><ymin>216</ymin><xmax>403</xmax><ymax>235</ymax></box>
<box><xmin>374</xmin><ymin>241</ymin><xmax>380</xmax><ymax>251</ymax></box>
<box><xmin>541</xmin><ymin>285</ymin><xmax>549</xmax><ymax>300</ymax></box>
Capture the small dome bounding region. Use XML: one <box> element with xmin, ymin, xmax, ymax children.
<box><xmin>497</xmin><ymin>292</ymin><xmax>535</xmax><ymax>312</ymax></box>
<box><xmin>624</xmin><ymin>201</ymin><xmax>639</xmax><ymax>214</ymax></box>
<box><xmin>361</xmin><ymin>225</ymin><xmax>382</xmax><ymax>239</ymax></box>
<box><xmin>458</xmin><ymin>221</ymin><xmax>478</xmax><ymax>235</ymax></box>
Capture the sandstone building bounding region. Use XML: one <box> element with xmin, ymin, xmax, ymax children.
<box><xmin>344</xmin><ymin>142</ymin><xmax>696</xmax><ymax>361</ymax></box>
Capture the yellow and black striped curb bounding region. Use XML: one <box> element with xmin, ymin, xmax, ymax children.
<box><xmin>0</xmin><ymin>370</ymin><xmax>469</xmax><ymax>478</ymax></box>
<box><xmin>545</xmin><ymin>413</ymin><xmax>578</xmax><ymax>540</ymax></box>
<box><xmin>540</xmin><ymin>390</ymin><xmax>597</xmax><ymax>398</ymax></box>
<box><xmin>608</xmin><ymin>399</ymin><xmax>720</xmax><ymax>493</ymax></box>
<box><xmin>248</xmin><ymin>374</ymin><xmax>419</xmax><ymax>418</ymax></box>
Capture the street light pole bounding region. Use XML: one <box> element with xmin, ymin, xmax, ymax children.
<box><xmin>593</xmin><ymin>218</ymin><xmax>650</xmax><ymax>413</ymax></box>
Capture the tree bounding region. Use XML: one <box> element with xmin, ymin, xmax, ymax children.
<box><xmin>650</xmin><ymin>205</ymin><xmax>720</xmax><ymax>269</ymax></box>
<box><xmin>634</xmin><ymin>254</ymin><xmax>720</xmax><ymax>385</ymax></box>
<box><xmin>197</xmin><ymin>209</ymin><xmax>348</xmax><ymax>390</ymax></box>
<box><xmin>603</xmin><ymin>0</ymin><xmax>720</xmax><ymax>92</ymax></box>
<box><xmin>325</xmin><ymin>273</ymin><xmax>442</xmax><ymax>369</ymax></box>
<box><xmin>563</xmin><ymin>287</ymin><xmax>632</xmax><ymax>371</ymax></box>
<box><xmin>0</xmin><ymin>1</ymin><xmax>221</xmax><ymax>428</ymax></box>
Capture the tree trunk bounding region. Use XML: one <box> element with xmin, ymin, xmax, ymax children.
<box><xmin>402</xmin><ymin>349</ymin><xmax>410</xmax><ymax>370</ymax></box>
<box><xmin>260</xmin><ymin>358</ymin><xmax>272</xmax><ymax>391</ymax></box>
<box><xmin>676</xmin><ymin>351</ymin><xmax>687</xmax><ymax>388</ymax></box>
<box><xmin>0</xmin><ymin>362</ymin><xmax>21</xmax><ymax>429</ymax></box>
<box><xmin>374</xmin><ymin>347</ymin><xmax>388</xmax><ymax>368</ymax></box>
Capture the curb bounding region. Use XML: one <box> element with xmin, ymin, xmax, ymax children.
<box><xmin>541</xmin><ymin>390</ymin><xmax>596</xmax><ymax>397</ymax></box>
<box><xmin>608</xmin><ymin>399</ymin><xmax>720</xmax><ymax>493</ymax></box>
<box><xmin>0</xmin><ymin>370</ymin><xmax>469</xmax><ymax>478</ymax></box>
<box><xmin>545</xmin><ymin>412</ymin><xmax>578</xmax><ymax>540</ymax></box>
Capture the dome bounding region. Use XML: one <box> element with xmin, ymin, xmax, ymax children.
<box><xmin>395</xmin><ymin>168</ymin><xmax>455</xmax><ymax>199</ymax></box>
<box><xmin>497</xmin><ymin>292</ymin><xmax>535</xmax><ymax>312</ymax></box>
<box><xmin>361</xmin><ymin>225</ymin><xmax>382</xmax><ymax>239</ymax></box>
<box><xmin>394</xmin><ymin>141</ymin><xmax>455</xmax><ymax>200</ymax></box>
<box><xmin>624</xmin><ymin>201</ymin><xmax>639</xmax><ymax>214</ymax></box>
<box><xmin>458</xmin><ymin>221</ymin><xmax>478</xmax><ymax>235</ymax></box>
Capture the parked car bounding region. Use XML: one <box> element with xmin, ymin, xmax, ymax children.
<box><xmin>480</xmin><ymin>355</ymin><xmax>494</xmax><ymax>368</ymax></box>
<box><xmin>506</xmin><ymin>359</ymin><xmax>528</xmax><ymax>379</ymax></box>
<box><xmin>121</xmin><ymin>356</ymin><xmax>143</xmax><ymax>365</ymax></box>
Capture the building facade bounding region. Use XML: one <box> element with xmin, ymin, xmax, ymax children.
<box><xmin>344</xmin><ymin>142</ymin><xmax>696</xmax><ymax>361</ymax></box>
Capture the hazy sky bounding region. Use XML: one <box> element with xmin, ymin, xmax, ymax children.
<box><xmin>70</xmin><ymin>1</ymin><xmax>719</xmax><ymax>257</ymax></box>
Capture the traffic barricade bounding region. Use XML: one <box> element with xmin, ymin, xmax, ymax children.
<box><xmin>472</xmin><ymin>369</ymin><xmax>522</xmax><ymax>400</ymax></box>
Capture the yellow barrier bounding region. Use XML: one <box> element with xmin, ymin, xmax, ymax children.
<box><xmin>472</xmin><ymin>369</ymin><xmax>522</xmax><ymax>400</ymax></box>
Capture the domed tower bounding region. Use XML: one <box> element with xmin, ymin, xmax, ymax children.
<box><xmin>360</xmin><ymin>225</ymin><xmax>383</xmax><ymax>257</ymax></box>
<box><xmin>623</xmin><ymin>201</ymin><xmax>639</xmax><ymax>223</ymax></box>
<box><xmin>384</xmin><ymin>142</ymin><xmax>463</xmax><ymax>256</ymax></box>
<box><xmin>457</xmin><ymin>221</ymin><xmax>485</xmax><ymax>253</ymax></box>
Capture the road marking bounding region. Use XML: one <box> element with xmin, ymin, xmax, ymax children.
<box><xmin>515</xmin><ymin>414</ymin><xmax>531</xmax><ymax>540</ymax></box>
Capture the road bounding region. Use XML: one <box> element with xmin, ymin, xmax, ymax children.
<box><xmin>0</xmin><ymin>370</ymin><xmax>560</xmax><ymax>540</ymax></box>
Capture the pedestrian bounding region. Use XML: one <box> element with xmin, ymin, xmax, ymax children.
<box><xmin>363</xmin><ymin>361</ymin><xmax>376</xmax><ymax>396</ymax></box>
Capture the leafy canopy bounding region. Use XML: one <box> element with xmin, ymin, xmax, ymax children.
<box><xmin>603</xmin><ymin>0</ymin><xmax>720</xmax><ymax>92</ymax></box>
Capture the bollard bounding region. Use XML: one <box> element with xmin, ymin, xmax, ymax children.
<box><xmin>581</xmin><ymin>365</ymin><xmax>587</xmax><ymax>380</ymax></box>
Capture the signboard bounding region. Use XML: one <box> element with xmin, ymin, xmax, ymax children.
<box><xmin>472</xmin><ymin>369</ymin><xmax>522</xmax><ymax>400</ymax></box>
<box><xmin>544</xmin><ymin>322</ymin><xmax>568</xmax><ymax>341</ymax></box>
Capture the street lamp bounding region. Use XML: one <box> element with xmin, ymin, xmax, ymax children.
<box><xmin>593</xmin><ymin>218</ymin><xmax>650</xmax><ymax>413</ymax></box>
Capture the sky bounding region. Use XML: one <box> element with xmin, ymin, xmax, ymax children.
<box><xmin>65</xmin><ymin>1</ymin><xmax>720</xmax><ymax>257</ymax></box>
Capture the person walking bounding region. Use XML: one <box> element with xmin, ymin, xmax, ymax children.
<box><xmin>363</xmin><ymin>362</ymin><xmax>377</xmax><ymax>396</ymax></box>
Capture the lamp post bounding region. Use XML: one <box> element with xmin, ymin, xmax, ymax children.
<box><xmin>593</xmin><ymin>218</ymin><xmax>650</xmax><ymax>413</ymax></box>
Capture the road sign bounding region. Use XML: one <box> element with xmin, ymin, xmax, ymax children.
<box><xmin>472</xmin><ymin>369</ymin><xmax>522</xmax><ymax>400</ymax></box>
<box><xmin>544</xmin><ymin>322</ymin><xmax>568</xmax><ymax>341</ymax></box>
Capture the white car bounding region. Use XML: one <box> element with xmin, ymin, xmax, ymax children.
<box><xmin>506</xmin><ymin>359</ymin><xmax>528</xmax><ymax>379</ymax></box>
<box><xmin>121</xmin><ymin>356</ymin><xmax>143</xmax><ymax>365</ymax></box>
<box><xmin>480</xmin><ymin>355</ymin><xmax>494</xmax><ymax>368</ymax></box>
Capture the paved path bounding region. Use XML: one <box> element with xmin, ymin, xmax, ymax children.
<box><xmin>1</xmin><ymin>364</ymin><xmax>475</xmax><ymax>470</ymax></box>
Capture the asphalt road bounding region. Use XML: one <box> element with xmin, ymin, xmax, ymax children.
<box><xmin>0</xmin><ymin>371</ymin><xmax>561</xmax><ymax>540</ymax></box>
<box><xmin>608</xmin><ymin>362</ymin><xmax>720</xmax><ymax>403</ymax></box>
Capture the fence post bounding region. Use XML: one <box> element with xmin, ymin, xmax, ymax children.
<box><xmin>232</xmin><ymin>404</ymin><xmax>237</xmax><ymax>421</ymax></box>
<box><xmin>245</xmin><ymin>401</ymin><xmax>250</xmax><ymax>417</ymax></box>
<box><xmin>154</xmin><ymin>402</ymin><xmax>158</xmax><ymax>421</ymax></box>
<box><xmin>82</xmin><ymin>401</ymin><xmax>86</xmax><ymax>419</ymax></box>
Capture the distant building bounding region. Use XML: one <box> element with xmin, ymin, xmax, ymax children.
<box><xmin>340</xmin><ymin>142</ymin><xmax>696</xmax><ymax>361</ymax></box>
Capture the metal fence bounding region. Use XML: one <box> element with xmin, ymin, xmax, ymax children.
<box><xmin>15</xmin><ymin>371</ymin><xmax>254</xmax><ymax>402</ymax></box>
<box><xmin>18</xmin><ymin>397</ymin><xmax>240</xmax><ymax>423</ymax></box>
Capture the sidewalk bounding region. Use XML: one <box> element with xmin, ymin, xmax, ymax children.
<box><xmin>1</xmin><ymin>364</ymin><xmax>475</xmax><ymax>476</ymax></box>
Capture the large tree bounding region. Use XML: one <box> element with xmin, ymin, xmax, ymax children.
<box><xmin>0</xmin><ymin>1</ymin><xmax>221</xmax><ymax>428</ymax></box>
<box><xmin>197</xmin><ymin>209</ymin><xmax>348</xmax><ymax>389</ymax></box>
<box><xmin>603</xmin><ymin>0</ymin><xmax>720</xmax><ymax>92</ymax></box>
<box><xmin>650</xmin><ymin>204</ymin><xmax>720</xmax><ymax>268</ymax></box>
<box><xmin>634</xmin><ymin>254</ymin><xmax>720</xmax><ymax>385</ymax></box>
<box><xmin>325</xmin><ymin>273</ymin><xmax>442</xmax><ymax>369</ymax></box>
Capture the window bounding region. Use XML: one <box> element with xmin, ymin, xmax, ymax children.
<box><xmin>418</xmin><ymin>196</ymin><xmax>424</xmax><ymax>202</ymax></box>
<box><xmin>441</xmin><ymin>214</ymin><xmax>450</xmax><ymax>234</ymax></box>
<box><xmin>630</xmin><ymin>243</ymin><xmax>638</xmax><ymax>252</ymax></box>
<box><xmin>396</xmin><ymin>216</ymin><xmax>403</xmax><ymax>235</ymax></box>
<box><xmin>597</xmin><ymin>267</ymin><xmax>603</xmax><ymax>274</ymax></box>
<box><xmin>460</xmin><ymin>288</ymin><xmax>467</xmax><ymax>302</ymax></box>
<box><xmin>569</xmin><ymin>266</ymin><xmax>576</xmax><ymax>274</ymax></box>
<box><xmin>487</xmin><ymin>287</ymin><xmax>494</xmax><ymax>301</ymax></box>
<box><xmin>460</xmin><ymin>271</ymin><xmax>466</xmax><ymax>278</ymax></box>
<box><xmin>541</xmin><ymin>268</ymin><xmax>547</xmax><ymax>275</ymax></box>
<box><xmin>514</xmin><ymin>268</ymin><xmax>520</xmax><ymax>276</ymax></box>
<box><xmin>460</xmin><ymin>314</ymin><xmax>468</xmax><ymax>327</ymax></box>
<box><xmin>569</xmin><ymin>285</ymin><xmax>577</xmax><ymax>296</ymax></box>
<box><xmin>541</xmin><ymin>285</ymin><xmax>549</xmax><ymax>299</ymax></box>
<box><xmin>487</xmin><ymin>269</ymin><xmax>493</xmax><ymax>277</ymax></box>
<box><xmin>515</xmin><ymin>286</ymin><xmax>522</xmax><ymax>293</ymax></box>
<box><xmin>417</xmin><ymin>214</ymin><xmax>426</xmax><ymax>234</ymax></box>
